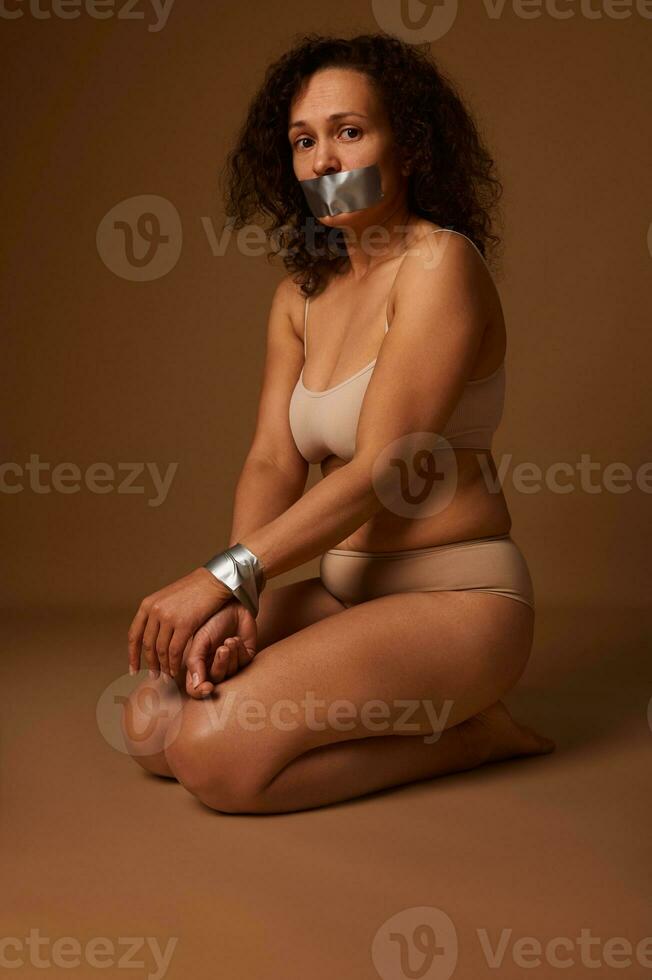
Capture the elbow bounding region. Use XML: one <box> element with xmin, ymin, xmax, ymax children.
<box><xmin>346</xmin><ymin>452</ymin><xmax>388</xmax><ymax>518</ymax></box>
<box><xmin>349</xmin><ymin>443</ymin><xmax>431</xmax><ymax>522</ymax></box>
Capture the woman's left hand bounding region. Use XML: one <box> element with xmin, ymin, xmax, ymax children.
<box><xmin>127</xmin><ymin>567</ymin><xmax>232</xmax><ymax>678</ymax></box>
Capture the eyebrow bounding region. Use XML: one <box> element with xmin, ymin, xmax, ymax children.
<box><xmin>288</xmin><ymin>111</ymin><xmax>368</xmax><ymax>133</ymax></box>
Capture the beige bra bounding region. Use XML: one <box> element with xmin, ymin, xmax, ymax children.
<box><xmin>289</xmin><ymin>230</ymin><xmax>506</xmax><ymax>464</ymax></box>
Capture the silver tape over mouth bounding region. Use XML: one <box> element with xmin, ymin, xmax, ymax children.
<box><xmin>299</xmin><ymin>162</ymin><xmax>384</xmax><ymax>218</ymax></box>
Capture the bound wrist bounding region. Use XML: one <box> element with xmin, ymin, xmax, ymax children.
<box><xmin>202</xmin><ymin>542</ymin><xmax>266</xmax><ymax>617</ymax></box>
<box><xmin>198</xmin><ymin>566</ymin><xmax>232</xmax><ymax>601</ymax></box>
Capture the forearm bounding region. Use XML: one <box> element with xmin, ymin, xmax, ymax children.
<box><xmin>238</xmin><ymin>458</ymin><xmax>381</xmax><ymax>581</ymax></box>
<box><xmin>226</xmin><ymin>456</ymin><xmax>307</xmax><ymax>549</ymax></box>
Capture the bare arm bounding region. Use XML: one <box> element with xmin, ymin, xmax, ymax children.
<box><xmin>239</xmin><ymin>233</ymin><xmax>489</xmax><ymax>582</ymax></box>
<box><xmin>128</xmin><ymin>277</ymin><xmax>313</xmax><ymax>678</ymax></box>
<box><xmin>226</xmin><ymin>275</ymin><xmax>310</xmax><ymax>548</ymax></box>
<box><xmin>226</xmin><ymin>456</ymin><xmax>307</xmax><ymax>549</ymax></box>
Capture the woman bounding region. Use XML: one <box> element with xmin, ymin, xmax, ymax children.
<box><xmin>123</xmin><ymin>33</ymin><xmax>554</xmax><ymax>813</ymax></box>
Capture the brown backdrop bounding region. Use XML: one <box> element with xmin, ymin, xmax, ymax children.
<box><xmin>2</xmin><ymin>5</ymin><xmax>650</xmax><ymax>613</ymax></box>
<box><xmin>3</xmin><ymin>6</ymin><xmax>651</xmax><ymax>980</ymax></box>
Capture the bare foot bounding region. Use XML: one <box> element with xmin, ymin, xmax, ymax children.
<box><xmin>461</xmin><ymin>700</ymin><xmax>556</xmax><ymax>766</ymax></box>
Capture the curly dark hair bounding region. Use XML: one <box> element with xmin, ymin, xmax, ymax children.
<box><xmin>220</xmin><ymin>32</ymin><xmax>504</xmax><ymax>298</ymax></box>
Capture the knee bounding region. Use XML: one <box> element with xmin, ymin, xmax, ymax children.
<box><xmin>120</xmin><ymin>675</ymin><xmax>183</xmax><ymax>776</ymax></box>
<box><xmin>164</xmin><ymin>723</ymin><xmax>270</xmax><ymax>814</ymax></box>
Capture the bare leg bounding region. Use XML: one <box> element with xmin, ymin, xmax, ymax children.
<box><xmin>124</xmin><ymin>585</ymin><xmax>555</xmax><ymax>814</ymax></box>
<box><xmin>225</xmin><ymin>701</ymin><xmax>555</xmax><ymax>814</ymax></box>
<box><xmin>121</xmin><ymin>578</ymin><xmax>347</xmax><ymax>779</ymax></box>
<box><xmin>165</xmin><ymin>591</ymin><xmax>554</xmax><ymax>814</ymax></box>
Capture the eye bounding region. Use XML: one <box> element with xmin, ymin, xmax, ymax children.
<box><xmin>293</xmin><ymin>126</ymin><xmax>362</xmax><ymax>151</ymax></box>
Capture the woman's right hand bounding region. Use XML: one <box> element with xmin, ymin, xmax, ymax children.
<box><xmin>184</xmin><ymin>598</ymin><xmax>258</xmax><ymax>698</ymax></box>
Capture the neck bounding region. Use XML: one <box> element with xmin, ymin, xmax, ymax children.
<box><xmin>342</xmin><ymin>198</ymin><xmax>415</xmax><ymax>281</ymax></box>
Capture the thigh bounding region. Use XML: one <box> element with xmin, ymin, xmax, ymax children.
<box><xmin>164</xmin><ymin>589</ymin><xmax>534</xmax><ymax>798</ymax></box>
<box><xmin>255</xmin><ymin>575</ymin><xmax>349</xmax><ymax>650</ymax></box>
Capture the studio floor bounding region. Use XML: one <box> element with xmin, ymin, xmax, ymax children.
<box><xmin>3</xmin><ymin>602</ymin><xmax>650</xmax><ymax>980</ymax></box>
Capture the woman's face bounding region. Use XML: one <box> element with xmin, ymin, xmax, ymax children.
<box><xmin>288</xmin><ymin>67</ymin><xmax>408</xmax><ymax>232</ymax></box>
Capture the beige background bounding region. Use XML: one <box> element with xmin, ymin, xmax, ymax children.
<box><xmin>2</xmin><ymin>4</ymin><xmax>650</xmax><ymax>980</ymax></box>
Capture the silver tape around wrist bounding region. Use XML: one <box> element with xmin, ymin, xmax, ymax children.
<box><xmin>203</xmin><ymin>542</ymin><xmax>266</xmax><ymax>617</ymax></box>
<box><xmin>299</xmin><ymin>162</ymin><xmax>384</xmax><ymax>218</ymax></box>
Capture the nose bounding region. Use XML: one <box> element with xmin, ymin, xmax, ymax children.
<box><xmin>314</xmin><ymin>164</ymin><xmax>340</xmax><ymax>179</ymax></box>
<box><xmin>312</xmin><ymin>146</ymin><xmax>341</xmax><ymax>178</ymax></box>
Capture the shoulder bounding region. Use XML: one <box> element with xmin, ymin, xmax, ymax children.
<box><xmin>404</xmin><ymin>224</ymin><xmax>488</xmax><ymax>277</ymax></box>
<box><xmin>393</xmin><ymin>224</ymin><xmax>496</xmax><ymax>310</ymax></box>
<box><xmin>385</xmin><ymin>225</ymin><xmax>501</xmax><ymax>351</ymax></box>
